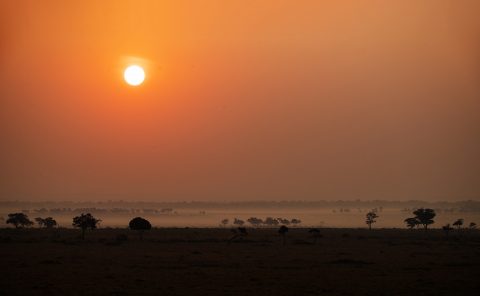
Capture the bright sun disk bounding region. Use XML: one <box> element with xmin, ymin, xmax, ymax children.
<box><xmin>124</xmin><ymin>65</ymin><xmax>145</xmax><ymax>86</ymax></box>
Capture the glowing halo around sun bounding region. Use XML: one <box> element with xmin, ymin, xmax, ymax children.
<box><xmin>124</xmin><ymin>65</ymin><xmax>145</xmax><ymax>86</ymax></box>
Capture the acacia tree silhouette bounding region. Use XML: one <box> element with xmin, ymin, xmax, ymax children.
<box><xmin>72</xmin><ymin>213</ymin><xmax>101</xmax><ymax>240</ymax></box>
<box><xmin>365</xmin><ymin>211</ymin><xmax>379</xmax><ymax>230</ymax></box>
<box><xmin>264</xmin><ymin>217</ymin><xmax>279</xmax><ymax>227</ymax></box>
<box><xmin>453</xmin><ymin>219</ymin><xmax>464</xmax><ymax>230</ymax></box>
<box><xmin>278</xmin><ymin>225</ymin><xmax>289</xmax><ymax>245</ymax></box>
<box><xmin>233</xmin><ymin>218</ymin><xmax>245</xmax><ymax>226</ymax></box>
<box><xmin>220</xmin><ymin>218</ymin><xmax>229</xmax><ymax>227</ymax></box>
<box><xmin>35</xmin><ymin>217</ymin><xmax>57</xmax><ymax>228</ymax></box>
<box><xmin>469</xmin><ymin>222</ymin><xmax>477</xmax><ymax>229</ymax></box>
<box><xmin>404</xmin><ymin>217</ymin><xmax>420</xmax><ymax>229</ymax></box>
<box><xmin>129</xmin><ymin>217</ymin><xmax>152</xmax><ymax>240</ymax></box>
<box><xmin>247</xmin><ymin>217</ymin><xmax>263</xmax><ymax>227</ymax></box>
<box><xmin>442</xmin><ymin>224</ymin><xmax>453</xmax><ymax>237</ymax></box>
<box><xmin>412</xmin><ymin>208</ymin><xmax>436</xmax><ymax>231</ymax></box>
<box><xmin>277</xmin><ymin>218</ymin><xmax>290</xmax><ymax>225</ymax></box>
<box><xmin>290</xmin><ymin>219</ymin><xmax>301</xmax><ymax>227</ymax></box>
<box><xmin>6</xmin><ymin>213</ymin><xmax>33</xmax><ymax>228</ymax></box>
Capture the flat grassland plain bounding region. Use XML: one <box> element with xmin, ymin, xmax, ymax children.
<box><xmin>1</xmin><ymin>228</ymin><xmax>479</xmax><ymax>295</ymax></box>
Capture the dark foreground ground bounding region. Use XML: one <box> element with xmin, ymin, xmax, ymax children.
<box><xmin>1</xmin><ymin>228</ymin><xmax>479</xmax><ymax>295</ymax></box>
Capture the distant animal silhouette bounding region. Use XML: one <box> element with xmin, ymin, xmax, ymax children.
<box><xmin>278</xmin><ymin>225</ymin><xmax>289</xmax><ymax>245</ymax></box>
<box><xmin>72</xmin><ymin>213</ymin><xmax>101</xmax><ymax>239</ymax></box>
<box><xmin>365</xmin><ymin>211</ymin><xmax>379</xmax><ymax>230</ymax></box>
<box><xmin>129</xmin><ymin>217</ymin><xmax>152</xmax><ymax>240</ymax></box>
<box><xmin>6</xmin><ymin>213</ymin><xmax>33</xmax><ymax>228</ymax></box>
<box><xmin>35</xmin><ymin>217</ymin><xmax>57</xmax><ymax>228</ymax></box>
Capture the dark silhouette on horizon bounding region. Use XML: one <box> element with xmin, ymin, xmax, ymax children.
<box><xmin>6</xmin><ymin>213</ymin><xmax>33</xmax><ymax>228</ymax></box>
<box><xmin>129</xmin><ymin>217</ymin><xmax>152</xmax><ymax>240</ymax></box>
<box><xmin>411</xmin><ymin>208</ymin><xmax>436</xmax><ymax>231</ymax></box>
<box><xmin>365</xmin><ymin>211</ymin><xmax>379</xmax><ymax>230</ymax></box>
<box><xmin>35</xmin><ymin>217</ymin><xmax>57</xmax><ymax>228</ymax></box>
<box><xmin>278</xmin><ymin>225</ymin><xmax>289</xmax><ymax>245</ymax></box>
<box><xmin>72</xmin><ymin>213</ymin><xmax>101</xmax><ymax>239</ymax></box>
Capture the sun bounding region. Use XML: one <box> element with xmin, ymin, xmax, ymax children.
<box><xmin>124</xmin><ymin>65</ymin><xmax>145</xmax><ymax>86</ymax></box>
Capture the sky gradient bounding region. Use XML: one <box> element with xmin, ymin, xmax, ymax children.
<box><xmin>1</xmin><ymin>0</ymin><xmax>479</xmax><ymax>201</ymax></box>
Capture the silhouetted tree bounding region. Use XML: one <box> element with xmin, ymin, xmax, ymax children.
<box><xmin>129</xmin><ymin>217</ymin><xmax>152</xmax><ymax>240</ymax></box>
<box><xmin>442</xmin><ymin>224</ymin><xmax>453</xmax><ymax>237</ymax></box>
<box><xmin>412</xmin><ymin>208</ymin><xmax>436</xmax><ymax>230</ymax></box>
<box><xmin>365</xmin><ymin>211</ymin><xmax>379</xmax><ymax>230</ymax></box>
<box><xmin>264</xmin><ymin>217</ymin><xmax>279</xmax><ymax>227</ymax></box>
<box><xmin>247</xmin><ymin>217</ymin><xmax>263</xmax><ymax>227</ymax></box>
<box><xmin>404</xmin><ymin>217</ymin><xmax>419</xmax><ymax>229</ymax></box>
<box><xmin>6</xmin><ymin>213</ymin><xmax>33</xmax><ymax>228</ymax></box>
<box><xmin>72</xmin><ymin>213</ymin><xmax>101</xmax><ymax>240</ymax></box>
<box><xmin>453</xmin><ymin>219</ymin><xmax>464</xmax><ymax>230</ymax></box>
<box><xmin>278</xmin><ymin>225</ymin><xmax>289</xmax><ymax>245</ymax></box>
<box><xmin>220</xmin><ymin>218</ymin><xmax>229</xmax><ymax>227</ymax></box>
<box><xmin>35</xmin><ymin>217</ymin><xmax>57</xmax><ymax>228</ymax></box>
<box><xmin>469</xmin><ymin>222</ymin><xmax>477</xmax><ymax>229</ymax></box>
<box><xmin>290</xmin><ymin>219</ymin><xmax>301</xmax><ymax>227</ymax></box>
<box><xmin>233</xmin><ymin>218</ymin><xmax>245</xmax><ymax>226</ymax></box>
<box><xmin>308</xmin><ymin>228</ymin><xmax>322</xmax><ymax>244</ymax></box>
<box><xmin>277</xmin><ymin>218</ymin><xmax>290</xmax><ymax>225</ymax></box>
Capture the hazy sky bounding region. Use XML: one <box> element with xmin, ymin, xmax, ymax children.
<box><xmin>1</xmin><ymin>0</ymin><xmax>479</xmax><ymax>201</ymax></box>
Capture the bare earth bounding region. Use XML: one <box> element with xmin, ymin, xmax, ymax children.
<box><xmin>1</xmin><ymin>228</ymin><xmax>479</xmax><ymax>295</ymax></box>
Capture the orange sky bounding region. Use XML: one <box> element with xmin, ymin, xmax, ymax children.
<box><xmin>1</xmin><ymin>0</ymin><xmax>479</xmax><ymax>201</ymax></box>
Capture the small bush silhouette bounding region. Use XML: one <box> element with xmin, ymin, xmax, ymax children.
<box><xmin>365</xmin><ymin>211</ymin><xmax>379</xmax><ymax>230</ymax></box>
<box><xmin>233</xmin><ymin>218</ymin><xmax>245</xmax><ymax>226</ymax></box>
<box><xmin>220</xmin><ymin>218</ymin><xmax>229</xmax><ymax>227</ymax></box>
<box><xmin>129</xmin><ymin>217</ymin><xmax>152</xmax><ymax>240</ymax></box>
<box><xmin>72</xmin><ymin>213</ymin><xmax>101</xmax><ymax>240</ymax></box>
<box><xmin>404</xmin><ymin>217</ymin><xmax>420</xmax><ymax>229</ymax></box>
<box><xmin>278</xmin><ymin>225</ymin><xmax>289</xmax><ymax>245</ymax></box>
<box><xmin>6</xmin><ymin>213</ymin><xmax>33</xmax><ymax>228</ymax></box>
<box><xmin>442</xmin><ymin>224</ymin><xmax>453</xmax><ymax>237</ymax></box>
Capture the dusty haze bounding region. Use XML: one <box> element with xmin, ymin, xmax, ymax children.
<box><xmin>1</xmin><ymin>0</ymin><xmax>479</xmax><ymax>201</ymax></box>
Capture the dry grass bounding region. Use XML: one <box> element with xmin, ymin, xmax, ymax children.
<box><xmin>1</xmin><ymin>228</ymin><xmax>479</xmax><ymax>295</ymax></box>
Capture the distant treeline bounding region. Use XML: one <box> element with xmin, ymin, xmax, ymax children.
<box><xmin>1</xmin><ymin>200</ymin><xmax>479</xmax><ymax>212</ymax></box>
